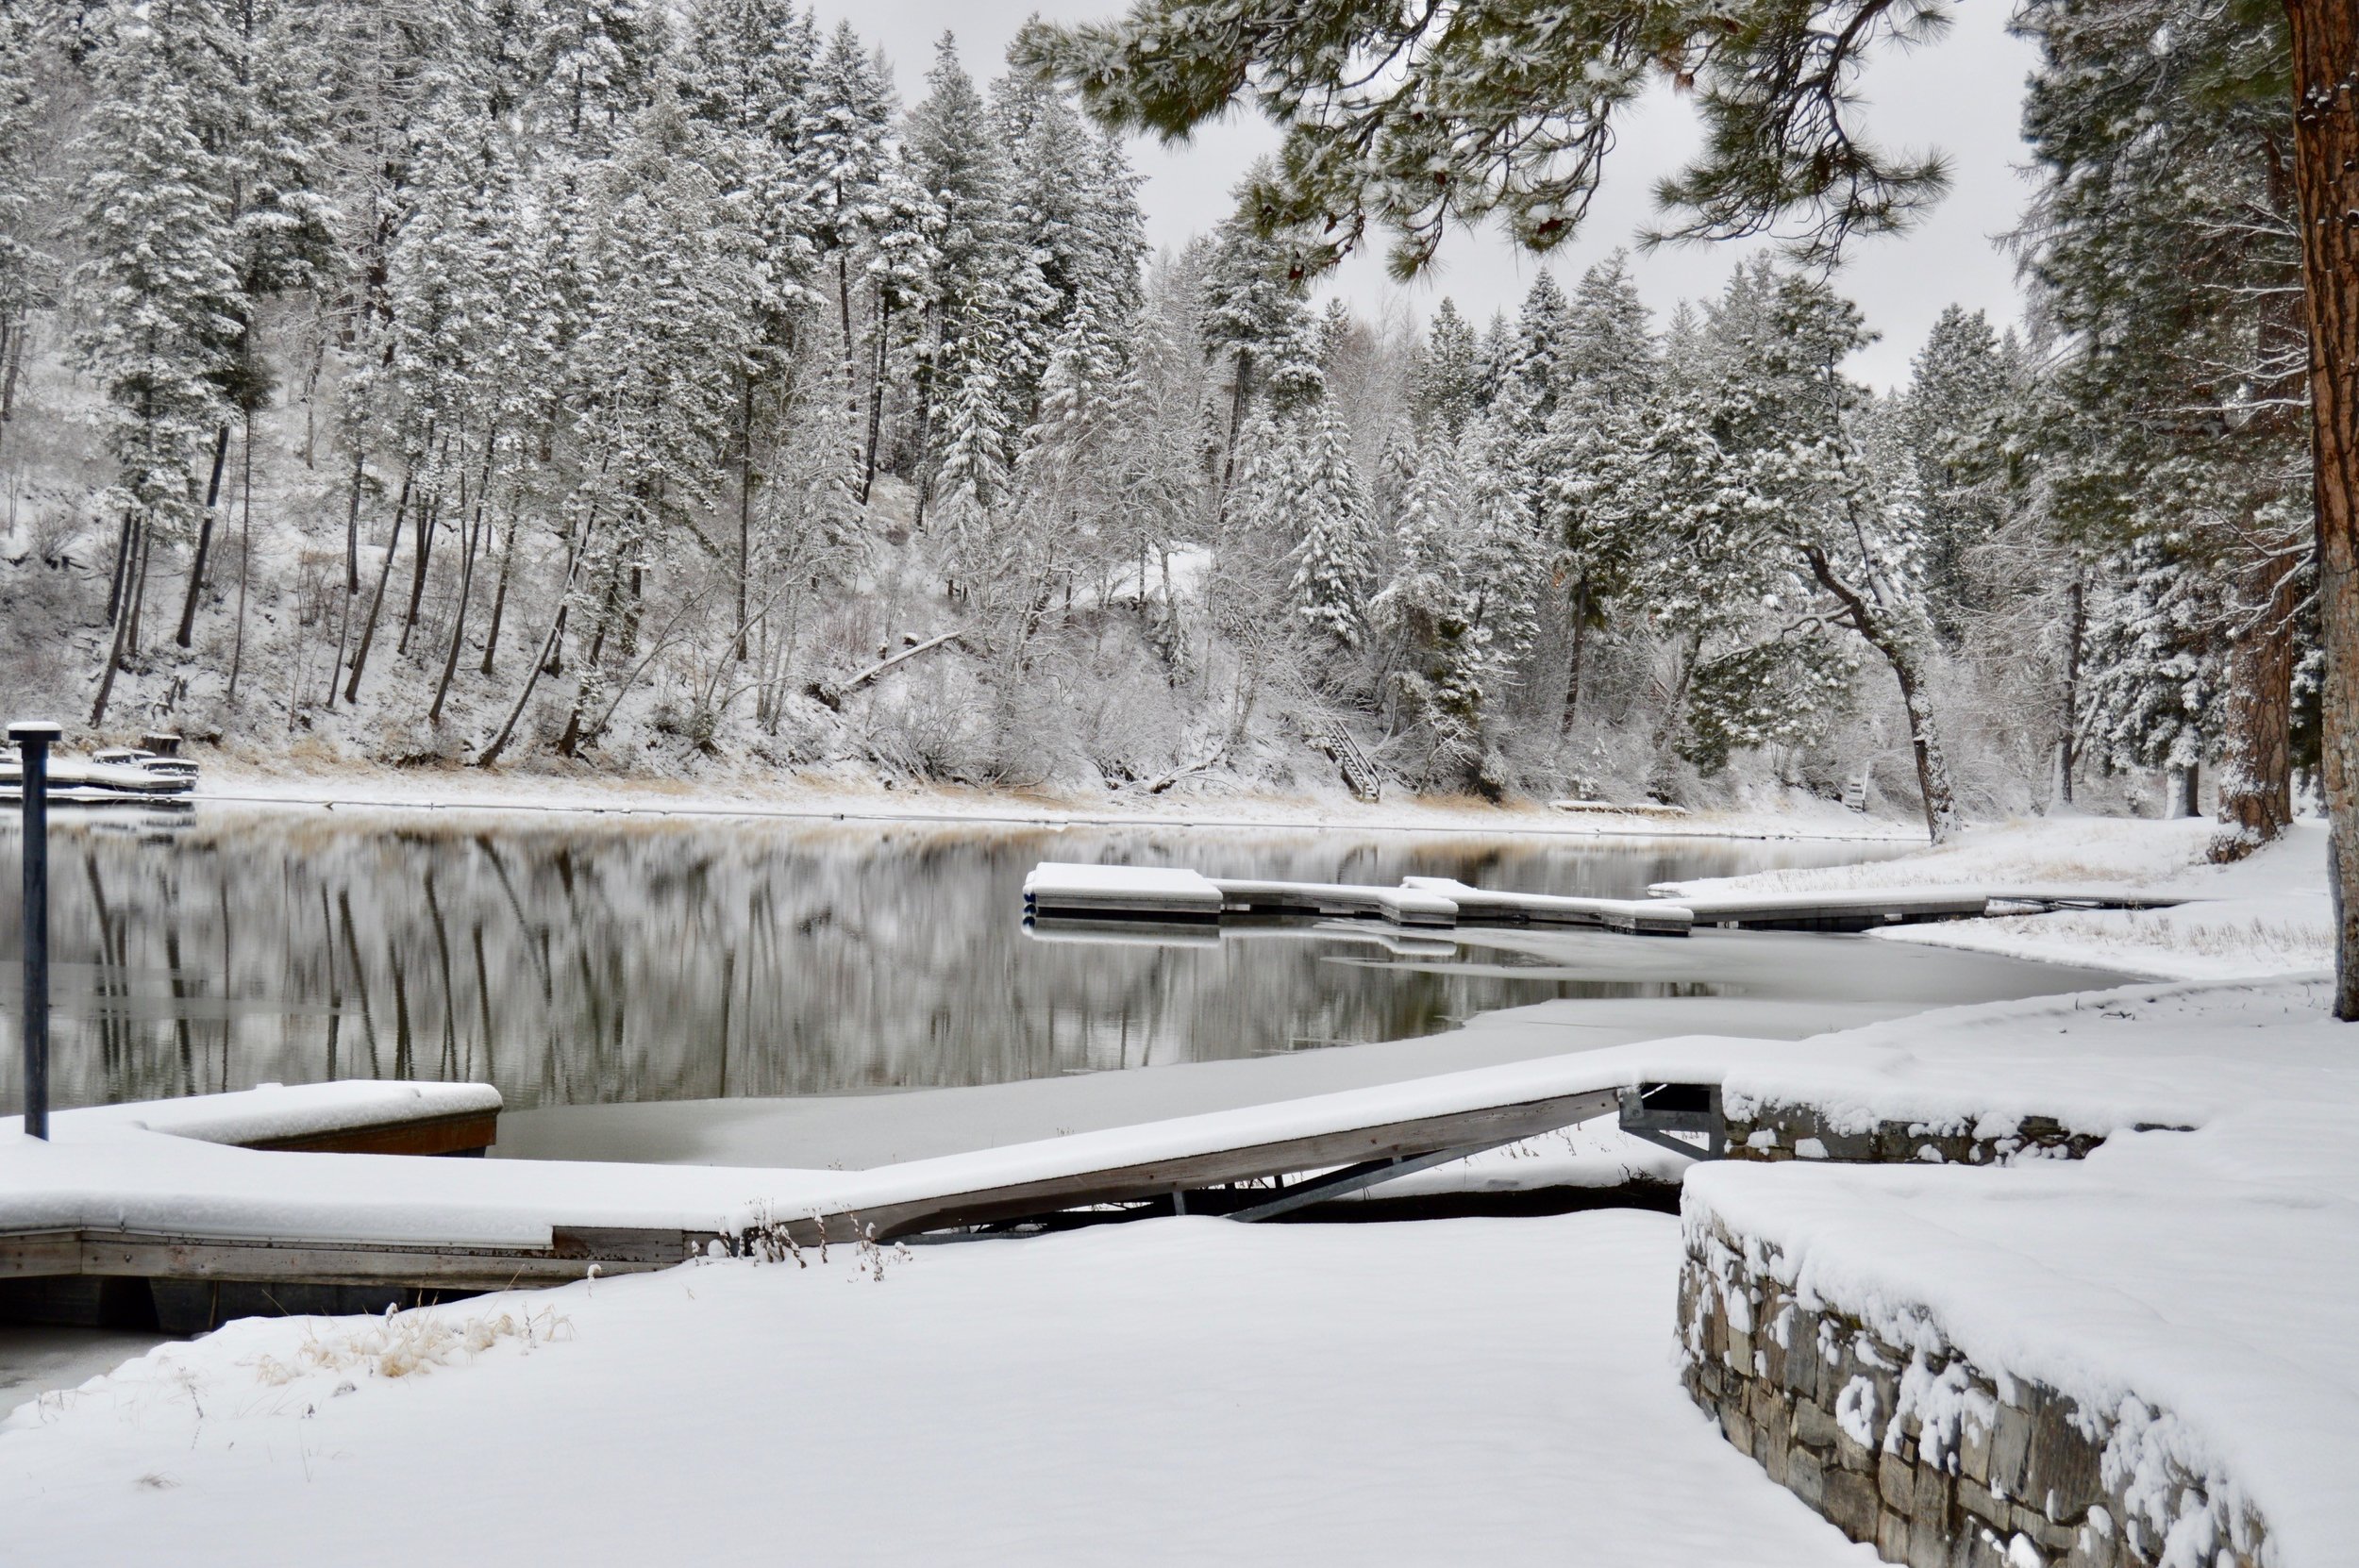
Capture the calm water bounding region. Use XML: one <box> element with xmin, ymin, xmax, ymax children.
<box><xmin>0</xmin><ymin>807</ymin><xmax>2055</xmax><ymax>1114</ymax></box>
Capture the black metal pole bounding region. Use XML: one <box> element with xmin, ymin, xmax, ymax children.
<box><xmin>10</xmin><ymin>721</ymin><xmax>58</xmax><ymax>1141</ymax></box>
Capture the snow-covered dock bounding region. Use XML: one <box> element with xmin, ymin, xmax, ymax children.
<box><xmin>1667</xmin><ymin>887</ymin><xmax>2188</xmax><ymax>932</ymax></box>
<box><xmin>0</xmin><ymin>1065</ymin><xmax>1655</xmax><ymax>1326</ymax></box>
<box><xmin>1022</xmin><ymin>860</ymin><xmax>2183</xmax><ymax>939</ymax></box>
<box><xmin>1022</xmin><ymin>860</ymin><xmax>1693</xmax><ymax>935</ymax></box>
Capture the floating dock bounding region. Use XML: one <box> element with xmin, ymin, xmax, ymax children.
<box><xmin>1023</xmin><ymin>862</ymin><xmax>2188</xmax><ymax>941</ymax></box>
<box><xmin>1022</xmin><ymin>863</ymin><xmax>1694</xmax><ymax>937</ymax></box>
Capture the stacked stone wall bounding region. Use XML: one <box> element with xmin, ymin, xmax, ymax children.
<box><xmin>1722</xmin><ymin>1102</ymin><xmax>2184</xmax><ymax>1167</ymax></box>
<box><xmin>1677</xmin><ymin>1215</ymin><xmax>2268</xmax><ymax>1568</ymax></box>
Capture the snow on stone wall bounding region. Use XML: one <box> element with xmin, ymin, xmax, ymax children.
<box><xmin>1676</xmin><ymin>1212</ymin><xmax>2269</xmax><ymax>1568</ymax></box>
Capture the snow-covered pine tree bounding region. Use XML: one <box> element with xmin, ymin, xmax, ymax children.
<box><xmin>1411</xmin><ymin>297</ymin><xmax>1482</xmax><ymax>438</ymax></box>
<box><xmin>801</xmin><ymin>22</ymin><xmax>895</xmax><ymax>429</ymax></box>
<box><xmin>903</xmin><ymin>35</ymin><xmax>1017</xmax><ymax>526</ymax></box>
<box><xmin>1370</xmin><ymin>432</ymin><xmax>1484</xmax><ymax>785</ymax></box>
<box><xmin>1897</xmin><ymin>305</ymin><xmax>2012</xmax><ymax>639</ymax></box>
<box><xmin>1538</xmin><ymin>254</ymin><xmax>1657</xmax><ymax>725</ymax></box>
<box><xmin>0</xmin><ymin>8</ymin><xmax>58</xmax><ymax>447</ymax></box>
<box><xmin>1287</xmin><ymin>403</ymin><xmax>1374</xmax><ymax>647</ymax></box>
<box><xmin>2019</xmin><ymin>0</ymin><xmax>2309</xmax><ymax>856</ymax></box>
<box><xmin>1199</xmin><ymin>168</ymin><xmax>1324</xmax><ymax>492</ymax></box>
<box><xmin>73</xmin><ymin>0</ymin><xmax>245</xmax><ymax>724</ymax></box>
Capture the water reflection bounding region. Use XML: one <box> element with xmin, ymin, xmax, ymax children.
<box><xmin>0</xmin><ymin>809</ymin><xmax>1922</xmax><ymax>1112</ymax></box>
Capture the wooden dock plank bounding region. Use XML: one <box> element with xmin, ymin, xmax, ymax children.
<box><xmin>821</xmin><ymin>1086</ymin><xmax>1624</xmax><ymax>1242</ymax></box>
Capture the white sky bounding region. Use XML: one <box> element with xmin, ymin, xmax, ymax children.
<box><xmin>804</xmin><ymin>2</ymin><xmax>2044</xmax><ymax>391</ymax></box>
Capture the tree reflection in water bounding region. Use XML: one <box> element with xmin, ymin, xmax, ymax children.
<box><xmin>0</xmin><ymin>811</ymin><xmax>1915</xmax><ymax>1111</ymax></box>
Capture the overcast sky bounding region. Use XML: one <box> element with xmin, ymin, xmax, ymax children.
<box><xmin>802</xmin><ymin>2</ymin><xmax>2045</xmax><ymax>391</ymax></box>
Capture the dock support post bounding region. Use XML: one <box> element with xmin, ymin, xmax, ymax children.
<box><xmin>10</xmin><ymin>720</ymin><xmax>58</xmax><ymax>1140</ymax></box>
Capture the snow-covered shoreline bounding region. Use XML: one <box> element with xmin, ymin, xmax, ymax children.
<box><xmin>185</xmin><ymin>756</ymin><xmax>1927</xmax><ymax>843</ymax></box>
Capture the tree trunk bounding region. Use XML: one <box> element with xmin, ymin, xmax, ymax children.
<box><xmin>342</xmin><ymin>471</ymin><xmax>412</xmax><ymax>705</ymax></box>
<box><xmin>1564</xmin><ymin>579</ymin><xmax>1589</xmax><ymax>733</ymax></box>
<box><xmin>736</xmin><ymin>373</ymin><xmax>753</xmax><ymax>661</ymax></box>
<box><xmin>1804</xmin><ymin>543</ymin><xmax>1960</xmax><ymax>842</ymax></box>
<box><xmin>861</xmin><ymin>297</ymin><xmax>892</xmax><ymax>504</ymax></box>
<box><xmin>2284</xmin><ymin>0</ymin><xmax>2359</xmax><ymax>1017</ymax></box>
<box><xmin>175</xmin><ymin>423</ymin><xmax>232</xmax><ymax>648</ymax></box>
<box><xmin>226</xmin><ymin>406</ymin><xmax>254</xmax><ymax>706</ymax></box>
<box><xmin>125</xmin><ymin>508</ymin><xmax>155</xmax><ymax>660</ymax></box>
<box><xmin>398</xmin><ymin>479</ymin><xmax>443</xmax><ymax>654</ymax></box>
<box><xmin>429</xmin><ymin>507</ymin><xmax>481</xmax><ymax>726</ymax></box>
<box><xmin>90</xmin><ymin>514</ymin><xmax>146</xmax><ymax>726</ymax></box>
<box><xmin>343</xmin><ymin>446</ymin><xmax>364</xmax><ymax>594</ymax></box>
<box><xmin>480</xmin><ymin>504</ymin><xmax>517</xmax><ymax>676</ymax></box>
<box><xmin>2179</xmin><ymin>757</ymin><xmax>2203</xmax><ymax>819</ymax></box>
<box><xmin>478</xmin><ymin>505</ymin><xmax>598</xmax><ymax>767</ymax></box>
<box><xmin>2056</xmin><ymin>572</ymin><xmax>2085</xmax><ymax>808</ymax></box>
<box><xmin>104</xmin><ymin>509</ymin><xmax>133</xmax><ymax>625</ymax></box>
<box><xmin>1219</xmin><ymin>348</ymin><xmax>1255</xmax><ymax>499</ymax></box>
<box><xmin>2213</xmin><ymin>545</ymin><xmax>2301</xmax><ymax>860</ymax></box>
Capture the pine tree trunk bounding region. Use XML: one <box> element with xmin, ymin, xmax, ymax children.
<box><xmin>429</xmin><ymin>509</ymin><xmax>480</xmax><ymax>726</ymax></box>
<box><xmin>737</xmin><ymin>374</ymin><xmax>754</xmax><ymax>661</ymax></box>
<box><xmin>343</xmin><ymin>446</ymin><xmax>364</xmax><ymax>595</ymax></box>
<box><xmin>1804</xmin><ymin>544</ymin><xmax>1960</xmax><ymax>842</ymax></box>
<box><xmin>2284</xmin><ymin>0</ymin><xmax>2359</xmax><ymax>1017</ymax></box>
<box><xmin>90</xmin><ymin>513</ymin><xmax>145</xmax><ymax>726</ymax></box>
<box><xmin>861</xmin><ymin>297</ymin><xmax>891</xmax><ymax>504</ymax></box>
<box><xmin>478</xmin><ymin>504</ymin><xmax>599</xmax><ymax>768</ymax></box>
<box><xmin>125</xmin><ymin>509</ymin><xmax>155</xmax><ymax>660</ymax></box>
<box><xmin>398</xmin><ymin>482</ymin><xmax>443</xmax><ymax>654</ymax></box>
<box><xmin>2179</xmin><ymin>758</ymin><xmax>2203</xmax><ymax>819</ymax></box>
<box><xmin>1564</xmin><ymin>580</ymin><xmax>1589</xmax><ymax>732</ymax></box>
<box><xmin>2056</xmin><ymin>572</ymin><xmax>2085</xmax><ymax>808</ymax></box>
<box><xmin>175</xmin><ymin>423</ymin><xmax>232</xmax><ymax>649</ymax></box>
<box><xmin>227</xmin><ymin>408</ymin><xmax>254</xmax><ymax>707</ymax></box>
<box><xmin>104</xmin><ymin>510</ymin><xmax>133</xmax><ymax>625</ymax></box>
<box><xmin>2213</xmin><ymin>545</ymin><xmax>2301</xmax><ymax>860</ymax></box>
<box><xmin>480</xmin><ymin>504</ymin><xmax>517</xmax><ymax>676</ymax></box>
<box><xmin>342</xmin><ymin>471</ymin><xmax>412</xmax><ymax>705</ymax></box>
<box><xmin>1220</xmin><ymin>348</ymin><xmax>1255</xmax><ymax>498</ymax></box>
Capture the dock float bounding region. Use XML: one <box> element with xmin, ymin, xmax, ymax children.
<box><xmin>1023</xmin><ymin>862</ymin><xmax>2189</xmax><ymax>940</ymax></box>
<box><xmin>1022</xmin><ymin>863</ymin><xmax>1694</xmax><ymax>937</ymax></box>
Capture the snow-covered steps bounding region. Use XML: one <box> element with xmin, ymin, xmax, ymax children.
<box><xmin>1021</xmin><ymin>861</ymin><xmax>1695</xmax><ymax>936</ymax></box>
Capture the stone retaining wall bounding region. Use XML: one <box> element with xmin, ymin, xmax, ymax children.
<box><xmin>1677</xmin><ymin>1213</ymin><xmax>2268</xmax><ymax>1568</ymax></box>
<box><xmin>1721</xmin><ymin>1101</ymin><xmax>2180</xmax><ymax>1167</ymax></box>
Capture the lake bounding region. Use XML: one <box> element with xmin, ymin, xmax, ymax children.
<box><xmin>0</xmin><ymin>807</ymin><xmax>2121</xmax><ymax>1119</ymax></box>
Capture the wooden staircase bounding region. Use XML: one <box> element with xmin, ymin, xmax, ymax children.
<box><xmin>1311</xmin><ymin>719</ymin><xmax>1383</xmax><ymax>803</ymax></box>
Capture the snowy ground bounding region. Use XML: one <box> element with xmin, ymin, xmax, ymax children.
<box><xmin>0</xmin><ymin>1213</ymin><xmax>1871</xmax><ymax>1568</ymax></box>
<box><xmin>1664</xmin><ymin>815</ymin><xmax>2334</xmax><ymax>982</ymax></box>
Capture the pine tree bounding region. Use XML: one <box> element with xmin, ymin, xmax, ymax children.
<box><xmin>0</xmin><ymin>8</ymin><xmax>58</xmax><ymax>445</ymax></box>
<box><xmin>903</xmin><ymin>35</ymin><xmax>1016</xmax><ymax>525</ymax></box>
<box><xmin>1287</xmin><ymin>404</ymin><xmax>1373</xmax><ymax>645</ymax></box>
<box><xmin>2020</xmin><ymin>0</ymin><xmax>2308</xmax><ymax>856</ymax></box>
<box><xmin>1200</xmin><ymin>168</ymin><xmax>1324</xmax><ymax>491</ymax></box>
<box><xmin>74</xmin><ymin>0</ymin><xmax>244</xmax><ymax>724</ymax></box>
<box><xmin>1899</xmin><ymin>305</ymin><xmax>2012</xmax><ymax>636</ymax></box>
<box><xmin>1412</xmin><ymin>297</ymin><xmax>1482</xmax><ymax>437</ymax></box>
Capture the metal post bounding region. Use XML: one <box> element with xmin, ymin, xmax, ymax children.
<box><xmin>10</xmin><ymin>721</ymin><xmax>59</xmax><ymax>1141</ymax></box>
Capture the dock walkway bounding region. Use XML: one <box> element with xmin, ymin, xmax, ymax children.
<box><xmin>1022</xmin><ymin>861</ymin><xmax>2185</xmax><ymax>938</ymax></box>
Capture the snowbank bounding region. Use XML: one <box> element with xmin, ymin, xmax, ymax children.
<box><xmin>0</xmin><ymin>1213</ymin><xmax>1872</xmax><ymax>1566</ymax></box>
<box><xmin>1664</xmin><ymin>817</ymin><xmax>2334</xmax><ymax>981</ymax></box>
